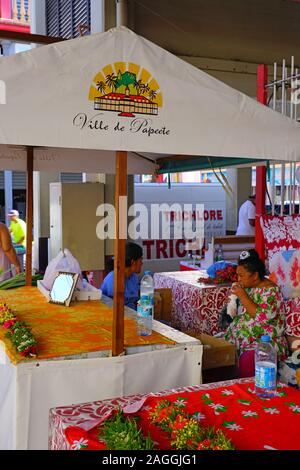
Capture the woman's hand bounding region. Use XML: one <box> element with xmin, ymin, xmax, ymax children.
<box><xmin>231</xmin><ymin>282</ymin><xmax>247</xmax><ymax>300</ymax></box>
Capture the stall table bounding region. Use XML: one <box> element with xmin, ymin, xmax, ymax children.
<box><xmin>0</xmin><ymin>287</ymin><xmax>202</xmax><ymax>450</ymax></box>
<box><xmin>179</xmin><ymin>261</ymin><xmax>203</xmax><ymax>271</ymax></box>
<box><xmin>49</xmin><ymin>378</ymin><xmax>300</xmax><ymax>450</ymax></box>
<box><xmin>154</xmin><ymin>271</ymin><xmax>230</xmax><ymax>335</ymax></box>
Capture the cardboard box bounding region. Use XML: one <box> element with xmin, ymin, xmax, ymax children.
<box><xmin>185</xmin><ymin>332</ymin><xmax>236</xmax><ymax>370</ymax></box>
<box><xmin>154</xmin><ymin>288</ymin><xmax>172</xmax><ymax>322</ymax></box>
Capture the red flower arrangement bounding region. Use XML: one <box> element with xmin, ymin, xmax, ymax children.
<box><xmin>149</xmin><ymin>399</ymin><xmax>234</xmax><ymax>450</ymax></box>
<box><xmin>198</xmin><ymin>265</ymin><xmax>238</xmax><ymax>285</ymax></box>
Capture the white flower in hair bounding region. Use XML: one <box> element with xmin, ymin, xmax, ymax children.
<box><xmin>240</xmin><ymin>251</ymin><xmax>250</xmax><ymax>260</ymax></box>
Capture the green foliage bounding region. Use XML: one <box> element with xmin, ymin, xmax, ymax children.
<box><xmin>0</xmin><ymin>273</ymin><xmax>43</xmax><ymax>290</ymax></box>
<box><xmin>99</xmin><ymin>409</ymin><xmax>154</xmax><ymax>450</ymax></box>
<box><xmin>116</xmin><ymin>71</ymin><xmax>137</xmax><ymax>88</ymax></box>
<box><xmin>6</xmin><ymin>321</ymin><xmax>37</xmax><ymax>353</ymax></box>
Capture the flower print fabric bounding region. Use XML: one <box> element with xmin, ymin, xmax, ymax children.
<box><xmin>224</xmin><ymin>286</ymin><xmax>288</xmax><ymax>360</ymax></box>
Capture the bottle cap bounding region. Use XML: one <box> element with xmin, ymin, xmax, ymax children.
<box><xmin>144</xmin><ymin>271</ymin><xmax>152</xmax><ymax>276</ymax></box>
<box><xmin>261</xmin><ymin>335</ymin><xmax>270</xmax><ymax>342</ymax></box>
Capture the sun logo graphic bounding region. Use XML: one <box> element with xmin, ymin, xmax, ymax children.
<box><xmin>88</xmin><ymin>62</ymin><xmax>163</xmax><ymax>118</ymax></box>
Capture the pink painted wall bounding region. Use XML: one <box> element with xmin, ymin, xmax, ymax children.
<box><xmin>0</xmin><ymin>0</ymin><xmax>12</xmax><ymax>20</ymax></box>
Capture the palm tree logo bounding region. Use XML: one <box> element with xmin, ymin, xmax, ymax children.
<box><xmin>105</xmin><ymin>73</ymin><xmax>118</xmax><ymax>92</ymax></box>
<box><xmin>96</xmin><ymin>81</ymin><xmax>107</xmax><ymax>94</ymax></box>
<box><xmin>91</xmin><ymin>64</ymin><xmax>162</xmax><ymax>117</ymax></box>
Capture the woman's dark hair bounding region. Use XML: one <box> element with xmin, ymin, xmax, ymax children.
<box><xmin>238</xmin><ymin>249</ymin><xmax>266</xmax><ymax>280</ymax></box>
<box><xmin>105</xmin><ymin>242</ymin><xmax>143</xmax><ymax>272</ymax></box>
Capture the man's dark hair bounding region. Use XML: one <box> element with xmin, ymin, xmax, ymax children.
<box><xmin>105</xmin><ymin>242</ymin><xmax>143</xmax><ymax>272</ymax></box>
<box><xmin>125</xmin><ymin>242</ymin><xmax>143</xmax><ymax>267</ymax></box>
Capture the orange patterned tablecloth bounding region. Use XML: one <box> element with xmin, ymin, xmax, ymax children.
<box><xmin>0</xmin><ymin>287</ymin><xmax>174</xmax><ymax>364</ymax></box>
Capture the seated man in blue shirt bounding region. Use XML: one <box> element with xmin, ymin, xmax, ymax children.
<box><xmin>101</xmin><ymin>242</ymin><xmax>143</xmax><ymax>310</ymax></box>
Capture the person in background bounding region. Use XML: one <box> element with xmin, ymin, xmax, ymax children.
<box><xmin>101</xmin><ymin>242</ymin><xmax>143</xmax><ymax>311</ymax></box>
<box><xmin>224</xmin><ymin>249</ymin><xmax>288</xmax><ymax>376</ymax></box>
<box><xmin>7</xmin><ymin>209</ymin><xmax>26</xmax><ymax>248</ymax></box>
<box><xmin>236</xmin><ymin>195</ymin><xmax>256</xmax><ymax>236</ymax></box>
<box><xmin>0</xmin><ymin>222</ymin><xmax>21</xmax><ymax>282</ymax></box>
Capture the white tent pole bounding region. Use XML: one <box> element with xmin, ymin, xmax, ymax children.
<box><xmin>280</xmin><ymin>60</ymin><xmax>286</xmax><ymax>217</ymax></box>
<box><xmin>273</xmin><ymin>62</ymin><xmax>277</xmax><ymax>111</ymax></box>
<box><xmin>281</xmin><ymin>59</ymin><xmax>286</xmax><ymax>116</ymax></box>
<box><xmin>281</xmin><ymin>163</ymin><xmax>285</xmax><ymax>216</ymax></box>
<box><xmin>290</xmin><ymin>56</ymin><xmax>295</xmax><ymax>120</ymax></box>
<box><xmin>292</xmin><ymin>162</ymin><xmax>295</xmax><ymax>214</ymax></box>
<box><xmin>296</xmin><ymin>67</ymin><xmax>299</xmax><ymax>122</ymax></box>
<box><xmin>289</xmin><ymin>163</ymin><xmax>293</xmax><ymax>215</ymax></box>
<box><xmin>288</xmin><ymin>58</ymin><xmax>294</xmax><ymax>215</ymax></box>
<box><xmin>116</xmin><ymin>0</ymin><xmax>128</xmax><ymax>27</ymax></box>
<box><xmin>272</xmin><ymin>163</ymin><xmax>275</xmax><ymax>216</ymax></box>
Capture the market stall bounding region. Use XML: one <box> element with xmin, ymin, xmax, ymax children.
<box><xmin>49</xmin><ymin>377</ymin><xmax>300</xmax><ymax>450</ymax></box>
<box><xmin>0</xmin><ymin>289</ymin><xmax>202</xmax><ymax>449</ymax></box>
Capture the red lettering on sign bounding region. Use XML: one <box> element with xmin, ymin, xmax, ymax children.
<box><xmin>169</xmin><ymin>239</ymin><xmax>174</xmax><ymax>258</ymax></box>
<box><xmin>210</xmin><ymin>210</ymin><xmax>216</xmax><ymax>220</ymax></box>
<box><xmin>176</xmin><ymin>239</ymin><xmax>186</xmax><ymax>258</ymax></box>
<box><xmin>142</xmin><ymin>240</ymin><xmax>154</xmax><ymax>260</ymax></box>
<box><xmin>204</xmin><ymin>210</ymin><xmax>209</xmax><ymax>221</ymax></box>
<box><xmin>156</xmin><ymin>240</ymin><xmax>168</xmax><ymax>259</ymax></box>
<box><xmin>217</xmin><ymin>210</ymin><xmax>223</xmax><ymax>220</ymax></box>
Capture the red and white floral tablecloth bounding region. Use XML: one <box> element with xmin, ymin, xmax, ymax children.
<box><xmin>154</xmin><ymin>271</ymin><xmax>230</xmax><ymax>335</ymax></box>
<box><xmin>49</xmin><ymin>378</ymin><xmax>300</xmax><ymax>450</ymax></box>
<box><xmin>49</xmin><ymin>378</ymin><xmax>252</xmax><ymax>450</ymax></box>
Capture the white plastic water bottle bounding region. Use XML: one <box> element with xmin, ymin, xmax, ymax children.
<box><xmin>255</xmin><ymin>335</ymin><xmax>277</xmax><ymax>398</ymax></box>
<box><xmin>140</xmin><ymin>271</ymin><xmax>154</xmax><ymax>305</ymax></box>
<box><xmin>136</xmin><ymin>296</ymin><xmax>152</xmax><ymax>336</ymax></box>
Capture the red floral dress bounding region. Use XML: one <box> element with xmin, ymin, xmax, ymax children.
<box><xmin>224</xmin><ymin>286</ymin><xmax>288</xmax><ymax>360</ymax></box>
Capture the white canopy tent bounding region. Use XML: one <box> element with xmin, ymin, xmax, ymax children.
<box><xmin>1</xmin><ymin>26</ymin><xmax>300</xmax><ymax>166</ymax></box>
<box><xmin>1</xmin><ymin>26</ymin><xmax>300</xmax><ymax>354</ymax></box>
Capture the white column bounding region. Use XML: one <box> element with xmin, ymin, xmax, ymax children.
<box><xmin>33</xmin><ymin>171</ymin><xmax>60</xmax><ymax>270</ymax></box>
<box><xmin>116</xmin><ymin>0</ymin><xmax>128</xmax><ymax>27</ymax></box>
<box><xmin>30</xmin><ymin>0</ymin><xmax>51</xmax><ymax>270</ymax></box>
<box><xmin>226</xmin><ymin>168</ymin><xmax>252</xmax><ymax>233</ymax></box>
<box><xmin>91</xmin><ymin>0</ymin><xmax>105</xmax><ymax>33</ymax></box>
<box><xmin>30</xmin><ymin>0</ymin><xmax>46</xmax><ymax>35</ymax></box>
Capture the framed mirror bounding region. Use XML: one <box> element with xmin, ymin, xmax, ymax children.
<box><xmin>49</xmin><ymin>272</ymin><xmax>79</xmax><ymax>306</ymax></box>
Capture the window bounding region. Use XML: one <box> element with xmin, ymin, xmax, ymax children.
<box><xmin>46</xmin><ymin>0</ymin><xmax>91</xmax><ymax>38</ymax></box>
<box><xmin>60</xmin><ymin>173</ymin><xmax>83</xmax><ymax>183</ymax></box>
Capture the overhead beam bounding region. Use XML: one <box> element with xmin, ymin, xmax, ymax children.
<box><xmin>0</xmin><ymin>29</ymin><xmax>65</xmax><ymax>44</ymax></box>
